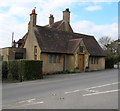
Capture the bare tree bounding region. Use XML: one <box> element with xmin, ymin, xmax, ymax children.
<box><xmin>99</xmin><ymin>36</ymin><xmax>113</xmax><ymax>50</ymax></box>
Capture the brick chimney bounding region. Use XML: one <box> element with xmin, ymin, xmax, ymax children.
<box><xmin>49</xmin><ymin>14</ymin><xmax>54</xmax><ymax>25</ymax></box>
<box><xmin>63</xmin><ymin>8</ymin><xmax>70</xmax><ymax>23</ymax></box>
<box><xmin>29</xmin><ymin>8</ymin><xmax>37</xmax><ymax>30</ymax></box>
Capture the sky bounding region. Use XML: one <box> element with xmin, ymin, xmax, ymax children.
<box><xmin>0</xmin><ymin>0</ymin><xmax>119</xmax><ymax>48</ymax></box>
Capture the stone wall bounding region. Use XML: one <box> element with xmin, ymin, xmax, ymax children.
<box><xmin>89</xmin><ymin>57</ymin><xmax>105</xmax><ymax>70</ymax></box>
<box><xmin>24</xmin><ymin>28</ymin><xmax>41</xmax><ymax>60</ymax></box>
<box><xmin>0</xmin><ymin>47</ymin><xmax>26</xmax><ymax>61</ymax></box>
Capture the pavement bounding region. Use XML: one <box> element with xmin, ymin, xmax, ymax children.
<box><xmin>2</xmin><ymin>69</ymin><xmax>119</xmax><ymax>109</ymax></box>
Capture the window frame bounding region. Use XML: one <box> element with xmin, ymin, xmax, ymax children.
<box><xmin>89</xmin><ymin>56</ymin><xmax>98</xmax><ymax>64</ymax></box>
<box><xmin>48</xmin><ymin>54</ymin><xmax>61</xmax><ymax>64</ymax></box>
<box><xmin>34</xmin><ymin>46</ymin><xmax>37</xmax><ymax>60</ymax></box>
<box><xmin>79</xmin><ymin>46</ymin><xmax>84</xmax><ymax>53</ymax></box>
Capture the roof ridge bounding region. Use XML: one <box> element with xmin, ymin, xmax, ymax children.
<box><xmin>74</xmin><ymin>32</ymin><xmax>94</xmax><ymax>37</ymax></box>
<box><xmin>43</xmin><ymin>20</ymin><xmax>63</xmax><ymax>27</ymax></box>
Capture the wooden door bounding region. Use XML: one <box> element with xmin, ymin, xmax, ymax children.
<box><xmin>78</xmin><ymin>54</ymin><xmax>84</xmax><ymax>70</ymax></box>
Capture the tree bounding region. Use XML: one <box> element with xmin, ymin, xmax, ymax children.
<box><xmin>106</xmin><ymin>40</ymin><xmax>118</xmax><ymax>57</ymax></box>
<box><xmin>99</xmin><ymin>37</ymin><xmax>119</xmax><ymax>68</ymax></box>
<box><xmin>99</xmin><ymin>36</ymin><xmax>113</xmax><ymax>50</ymax></box>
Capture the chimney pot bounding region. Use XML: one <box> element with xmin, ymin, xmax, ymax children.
<box><xmin>50</xmin><ymin>14</ymin><xmax>53</xmax><ymax>17</ymax></box>
<box><xmin>49</xmin><ymin>14</ymin><xmax>54</xmax><ymax>25</ymax></box>
<box><xmin>29</xmin><ymin>8</ymin><xmax>37</xmax><ymax>29</ymax></box>
<box><xmin>32</xmin><ymin>9</ymin><xmax>36</xmax><ymax>14</ymax></box>
<box><xmin>66</xmin><ymin>8</ymin><xmax>69</xmax><ymax>11</ymax></box>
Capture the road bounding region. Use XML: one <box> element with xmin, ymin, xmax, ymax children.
<box><xmin>2</xmin><ymin>69</ymin><xmax>119</xmax><ymax>109</ymax></box>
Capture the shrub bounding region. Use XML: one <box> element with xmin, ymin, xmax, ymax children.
<box><xmin>105</xmin><ymin>56</ymin><xmax>118</xmax><ymax>69</ymax></box>
<box><xmin>7</xmin><ymin>60</ymin><xmax>19</xmax><ymax>80</ymax></box>
<box><xmin>18</xmin><ymin>60</ymin><xmax>43</xmax><ymax>81</ymax></box>
<box><xmin>4</xmin><ymin>60</ymin><xmax>43</xmax><ymax>81</ymax></box>
<box><xmin>2</xmin><ymin>61</ymin><xmax>8</xmax><ymax>79</ymax></box>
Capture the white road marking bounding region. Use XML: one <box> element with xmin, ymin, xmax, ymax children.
<box><xmin>18</xmin><ymin>98</ymin><xmax>35</xmax><ymax>103</ymax></box>
<box><xmin>25</xmin><ymin>101</ymin><xmax>44</xmax><ymax>105</ymax></box>
<box><xmin>83</xmin><ymin>89</ymin><xmax>120</xmax><ymax>97</ymax></box>
<box><xmin>64</xmin><ymin>82</ymin><xmax>119</xmax><ymax>94</ymax></box>
<box><xmin>27</xmin><ymin>98</ymin><xmax>35</xmax><ymax>103</ymax></box>
<box><xmin>85</xmin><ymin>89</ymin><xmax>99</xmax><ymax>93</ymax></box>
<box><xmin>65</xmin><ymin>90</ymin><xmax>80</xmax><ymax>94</ymax></box>
<box><xmin>86</xmin><ymin>82</ymin><xmax>119</xmax><ymax>90</ymax></box>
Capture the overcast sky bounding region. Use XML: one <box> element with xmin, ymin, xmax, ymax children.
<box><xmin>0</xmin><ymin>0</ymin><xmax>119</xmax><ymax>48</ymax></box>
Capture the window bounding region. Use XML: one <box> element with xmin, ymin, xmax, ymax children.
<box><xmin>48</xmin><ymin>55</ymin><xmax>52</xmax><ymax>63</ymax></box>
<box><xmin>48</xmin><ymin>54</ymin><xmax>60</xmax><ymax>63</ymax></box>
<box><xmin>94</xmin><ymin>57</ymin><xmax>98</xmax><ymax>64</ymax></box>
<box><xmin>89</xmin><ymin>57</ymin><xmax>98</xmax><ymax>64</ymax></box>
<box><xmin>56</xmin><ymin>55</ymin><xmax>60</xmax><ymax>63</ymax></box>
<box><xmin>34</xmin><ymin>46</ymin><xmax>37</xmax><ymax>54</ymax></box>
<box><xmin>53</xmin><ymin>55</ymin><xmax>56</xmax><ymax>63</ymax></box>
<box><xmin>34</xmin><ymin>46</ymin><xmax>37</xmax><ymax>60</ymax></box>
<box><xmin>79</xmin><ymin>46</ymin><xmax>84</xmax><ymax>53</ymax></box>
<box><xmin>15</xmin><ymin>53</ymin><xmax>23</xmax><ymax>59</ymax></box>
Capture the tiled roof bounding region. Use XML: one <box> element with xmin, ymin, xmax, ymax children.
<box><xmin>34</xmin><ymin>26</ymin><xmax>105</xmax><ymax>56</ymax></box>
<box><xmin>17</xmin><ymin>33</ymin><xmax>28</xmax><ymax>48</ymax></box>
<box><xmin>44</xmin><ymin>20</ymin><xmax>63</xmax><ymax>29</ymax></box>
<box><xmin>17</xmin><ymin>25</ymin><xmax>105</xmax><ymax>56</ymax></box>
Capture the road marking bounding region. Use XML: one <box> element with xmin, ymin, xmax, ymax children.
<box><xmin>3</xmin><ymin>101</ymin><xmax>44</xmax><ymax>109</ymax></box>
<box><xmin>86</xmin><ymin>82</ymin><xmax>119</xmax><ymax>90</ymax></box>
<box><xmin>85</xmin><ymin>89</ymin><xmax>99</xmax><ymax>93</ymax></box>
<box><xmin>25</xmin><ymin>101</ymin><xmax>44</xmax><ymax>106</ymax></box>
<box><xmin>18</xmin><ymin>98</ymin><xmax>35</xmax><ymax>103</ymax></box>
<box><xmin>27</xmin><ymin>99</ymin><xmax>35</xmax><ymax>103</ymax></box>
<box><xmin>83</xmin><ymin>89</ymin><xmax>120</xmax><ymax>97</ymax></box>
<box><xmin>65</xmin><ymin>90</ymin><xmax>80</xmax><ymax>94</ymax></box>
<box><xmin>64</xmin><ymin>82</ymin><xmax>119</xmax><ymax>94</ymax></box>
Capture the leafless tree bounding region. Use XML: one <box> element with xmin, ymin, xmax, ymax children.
<box><xmin>98</xmin><ymin>36</ymin><xmax>113</xmax><ymax>50</ymax></box>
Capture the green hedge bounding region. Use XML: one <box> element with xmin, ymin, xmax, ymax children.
<box><xmin>2</xmin><ymin>61</ymin><xmax>8</xmax><ymax>79</ymax></box>
<box><xmin>19</xmin><ymin>60</ymin><xmax>43</xmax><ymax>81</ymax></box>
<box><xmin>8</xmin><ymin>60</ymin><xmax>19</xmax><ymax>80</ymax></box>
<box><xmin>3</xmin><ymin>60</ymin><xmax>43</xmax><ymax>81</ymax></box>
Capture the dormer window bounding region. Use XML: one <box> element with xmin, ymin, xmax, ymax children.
<box><xmin>79</xmin><ymin>46</ymin><xmax>84</xmax><ymax>53</ymax></box>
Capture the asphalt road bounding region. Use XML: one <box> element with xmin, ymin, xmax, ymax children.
<box><xmin>2</xmin><ymin>69</ymin><xmax>119</xmax><ymax>109</ymax></box>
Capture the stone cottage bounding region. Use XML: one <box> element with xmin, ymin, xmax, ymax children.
<box><xmin>0</xmin><ymin>8</ymin><xmax>106</xmax><ymax>73</ymax></box>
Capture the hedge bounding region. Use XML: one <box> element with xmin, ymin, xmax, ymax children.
<box><xmin>2</xmin><ymin>60</ymin><xmax>43</xmax><ymax>81</ymax></box>
<box><xmin>8</xmin><ymin>60</ymin><xmax>19</xmax><ymax>80</ymax></box>
<box><xmin>2</xmin><ymin>61</ymin><xmax>8</xmax><ymax>79</ymax></box>
<box><xmin>19</xmin><ymin>60</ymin><xmax>43</xmax><ymax>81</ymax></box>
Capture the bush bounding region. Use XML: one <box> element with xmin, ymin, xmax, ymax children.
<box><xmin>2</xmin><ymin>61</ymin><xmax>8</xmax><ymax>79</ymax></box>
<box><xmin>4</xmin><ymin>60</ymin><xmax>43</xmax><ymax>81</ymax></box>
<box><xmin>105</xmin><ymin>56</ymin><xmax>118</xmax><ymax>69</ymax></box>
<box><xmin>18</xmin><ymin>60</ymin><xmax>43</xmax><ymax>81</ymax></box>
<box><xmin>7</xmin><ymin>61</ymin><xmax>19</xmax><ymax>80</ymax></box>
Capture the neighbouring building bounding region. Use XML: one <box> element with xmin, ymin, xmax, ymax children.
<box><xmin>0</xmin><ymin>8</ymin><xmax>106</xmax><ymax>73</ymax></box>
